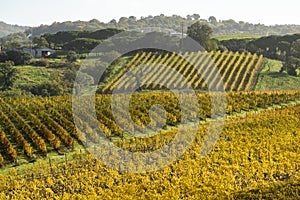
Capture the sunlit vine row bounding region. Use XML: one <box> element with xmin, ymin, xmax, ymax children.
<box><xmin>102</xmin><ymin>51</ymin><xmax>264</xmax><ymax>93</ymax></box>
<box><xmin>0</xmin><ymin>104</ymin><xmax>299</xmax><ymax>199</ymax></box>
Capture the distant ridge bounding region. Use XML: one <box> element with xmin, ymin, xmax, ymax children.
<box><xmin>2</xmin><ymin>14</ymin><xmax>300</xmax><ymax>39</ymax></box>
<box><xmin>0</xmin><ymin>21</ymin><xmax>28</xmax><ymax>38</ymax></box>
<box><xmin>25</xmin><ymin>15</ymin><xmax>300</xmax><ymax>37</ymax></box>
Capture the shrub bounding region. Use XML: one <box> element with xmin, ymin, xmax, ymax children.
<box><xmin>66</xmin><ymin>51</ymin><xmax>78</xmax><ymax>63</ymax></box>
<box><xmin>5</xmin><ymin>50</ymin><xmax>33</xmax><ymax>65</ymax></box>
<box><xmin>30</xmin><ymin>59</ymin><xmax>49</xmax><ymax>67</ymax></box>
<box><xmin>30</xmin><ymin>82</ymin><xmax>64</xmax><ymax>97</ymax></box>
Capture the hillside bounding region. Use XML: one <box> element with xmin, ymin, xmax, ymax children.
<box><xmin>0</xmin><ymin>91</ymin><xmax>299</xmax><ymax>199</ymax></box>
<box><xmin>100</xmin><ymin>51</ymin><xmax>264</xmax><ymax>93</ymax></box>
<box><xmin>0</xmin><ymin>90</ymin><xmax>298</xmax><ymax>164</ymax></box>
<box><xmin>26</xmin><ymin>16</ymin><xmax>300</xmax><ymax>36</ymax></box>
<box><xmin>0</xmin><ymin>21</ymin><xmax>28</xmax><ymax>38</ymax></box>
<box><xmin>1</xmin><ymin>2</ymin><xmax>300</xmax><ymax>199</ymax></box>
<box><xmin>1</xmin><ymin>15</ymin><xmax>300</xmax><ymax>40</ymax></box>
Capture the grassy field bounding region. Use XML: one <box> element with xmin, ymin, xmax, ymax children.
<box><xmin>255</xmin><ymin>59</ymin><xmax>300</xmax><ymax>91</ymax></box>
<box><xmin>214</xmin><ymin>34</ymin><xmax>261</xmax><ymax>41</ymax></box>
<box><xmin>14</xmin><ymin>65</ymin><xmax>64</xmax><ymax>87</ymax></box>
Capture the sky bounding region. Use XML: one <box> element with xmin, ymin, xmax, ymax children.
<box><xmin>1</xmin><ymin>0</ymin><xmax>299</xmax><ymax>27</ymax></box>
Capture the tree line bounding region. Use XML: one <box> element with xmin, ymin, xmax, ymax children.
<box><xmin>25</xmin><ymin>15</ymin><xmax>300</xmax><ymax>37</ymax></box>
<box><xmin>220</xmin><ymin>34</ymin><xmax>300</xmax><ymax>76</ymax></box>
<box><xmin>3</xmin><ymin>14</ymin><xmax>300</xmax><ymax>47</ymax></box>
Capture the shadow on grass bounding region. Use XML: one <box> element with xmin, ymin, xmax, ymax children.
<box><xmin>262</xmin><ymin>72</ymin><xmax>289</xmax><ymax>78</ymax></box>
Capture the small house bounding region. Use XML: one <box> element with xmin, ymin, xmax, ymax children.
<box><xmin>34</xmin><ymin>48</ymin><xmax>56</xmax><ymax>58</ymax></box>
<box><xmin>12</xmin><ymin>47</ymin><xmax>56</xmax><ymax>58</ymax></box>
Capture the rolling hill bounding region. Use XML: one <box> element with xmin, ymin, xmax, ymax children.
<box><xmin>0</xmin><ymin>21</ymin><xmax>28</xmax><ymax>38</ymax></box>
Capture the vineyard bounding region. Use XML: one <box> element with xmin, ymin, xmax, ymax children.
<box><xmin>0</xmin><ymin>91</ymin><xmax>299</xmax><ymax>199</ymax></box>
<box><xmin>101</xmin><ymin>51</ymin><xmax>264</xmax><ymax>93</ymax></box>
<box><xmin>1</xmin><ymin>6</ymin><xmax>299</xmax><ymax>199</ymax></box>
<box><xmin>0</xmin><ymin>85</ymin><xmax>299</xmax><ymax>199</ymax></box>
<box><xmin>0</xmin><ymin>90</ymin><xmax>298</xmax><ymax>165</ymax></box>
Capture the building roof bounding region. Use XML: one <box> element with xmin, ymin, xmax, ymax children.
<box><xmin>36</xmin><ymin>48</ymin><xmax>56</xmax><ymax>52</ymax></box>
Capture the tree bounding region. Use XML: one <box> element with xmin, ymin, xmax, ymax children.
<box><xmin>282</xmin><ymin>56</ymin><xmax>300</xmax><ymax>76</ymax></box>
<box><xmin>43</xmin><ymin>31</ymin><xmax>79</xmax><ymax>48</ymax></box>
<box><xmin>291</xmin><ymin>39</ymin><xmax>300</xmax><ymax>58</ymax></box>
<box><xmin>278</xmin><ymin>41</ymin><xmax>291</xmax><ymax>60</ymax></box>
<box><xmin>62</xmin><ymin>69</ymin><xmax>77</xmax><ymax>93</ymax></box>
<box><xmin>32</xmin><ymin>36</ymin><xmax>49</xmax><ymax>48</ymax></box>
<box><xmin>129</xmin><ymin>16</ymin><xmax>137</xmax><ymax>21</ymax></box>
<box><xmin>0</xmin><ymin>61</ymin><xmax>18</xmax><ymax>90</ymax></box>
<box><xmin>186</xmin><ymin>15</ymin><xmax>192</xmax><ymax>20</ymax></box>
<box><xmin>63</xmin><ymin>69</ymin><xmax>77</xmax><ymax>84</ymax></box>
<box><xmin>206</xmin><ymin>38</ymin><xmax>218</xmax><ymax>51</ymax></box>
<box><xmin>109</xmin><ymin>19</ymin><xmax>117</xmax><ymax>25</ymax></box>
<box><xmin>66</xmin><ymin>51</ymin><xmax>78</xmax><ymax>63</ymax></box>
<box><xmin>0</xmin><ymin>52</ymin><xmax>7</xmax><ymax>63</ymax></box>
<box><xmin>63</xmin><ymin>38</ymin><xmax>100</xmax><ymax>52</ymax></box>
<box><xmin>187</xmin><ymin>22</ymin><xmax>216</xmax><ymax>51</ymax></box>
<box><xmin>4</xmin><ymin>41</ymin><xmax>22</xmax><ymax>49</ymax></box>
<box><xmin>4</xmin><ymin>50</ymin><xmax>32</xmax><ymax>65</ymax></box>
<box><xmin>192</xmin><ymin>14</ymin><xmax>200</xmax><ymax>20</ymax></box>
<box><xmin>83</xmin><ymin>29</ymin><xmax>123</xmax><ymax>40</ymax></box>
<box><xmin>208</xmin><ymin>16</ymin><xmax>218</xmax><ymax>25</ymax></box>
<box><xmin>118</xmin><ymin>17</ymin><xmax>128</xmax><ymax>28</ymax></box>
<box><xmin>30</xmin><ymin>81</ymin><xmax>64</xmax><ymax>97</ymax></box>
<box><xmin>253</xmin><ymin>35</ymin><xmax>279</xmax><ymax>58</ymax></box>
